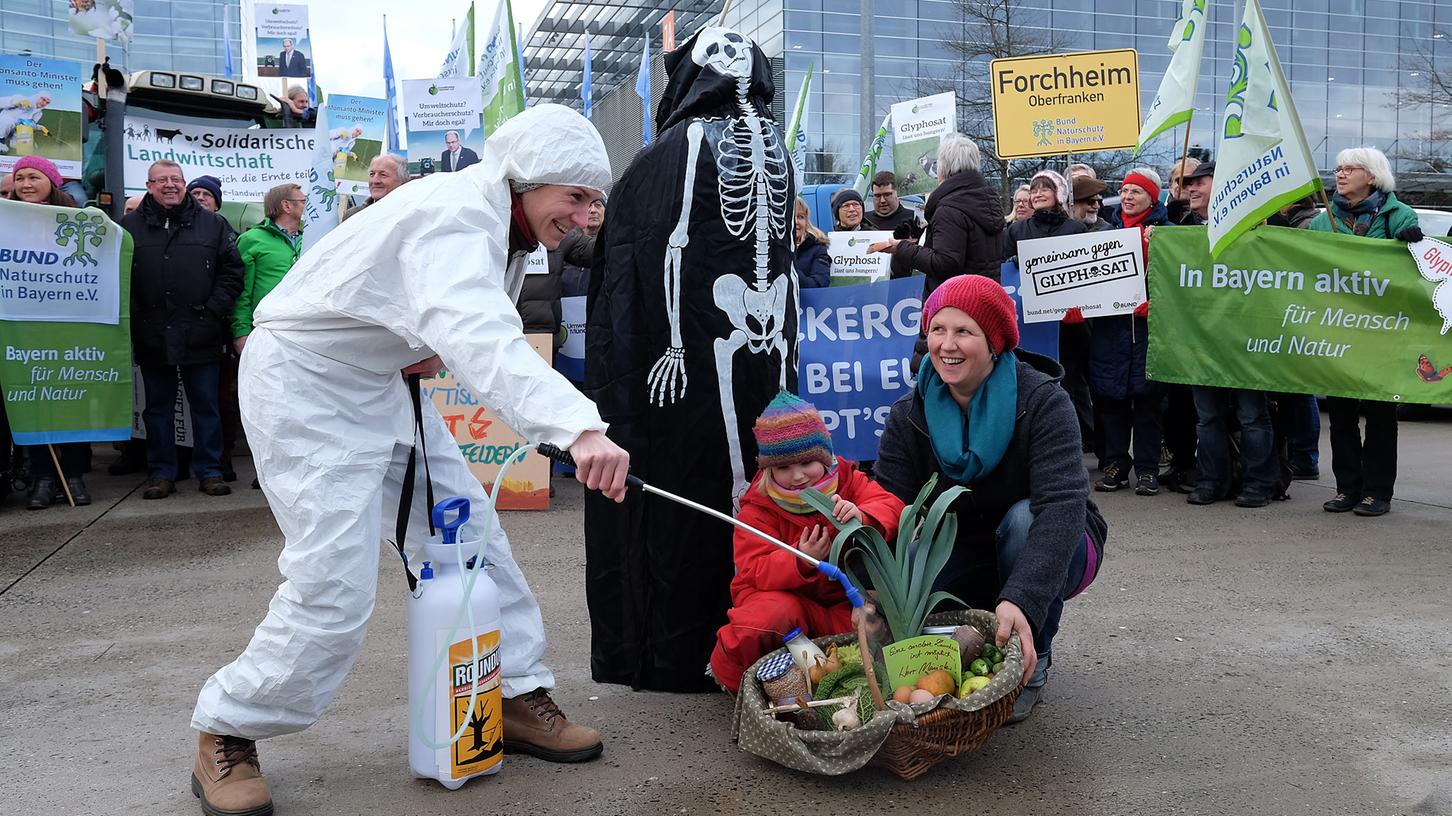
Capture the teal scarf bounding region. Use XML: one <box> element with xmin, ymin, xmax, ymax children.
<box><xmin>917</xmin><ymin>351</ymin><xmax>1019</xmax><ymax>484</ymax></box>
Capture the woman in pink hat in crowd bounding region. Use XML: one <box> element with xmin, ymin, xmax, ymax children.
<box><xmin>874</xmin><ymin>274</ymin><xmax>1106</xmax><ymax>725</ymax></box>
<box><xmin>6</xmin><ymin>155</ymin><xmax>92</xmax><ymax>509</ymax></box>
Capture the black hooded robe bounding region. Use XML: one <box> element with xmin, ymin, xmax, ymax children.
<box><xmin>584</xmin><ymin>30</ymin><xmax>798</xmax><ymax>692</ymax></box>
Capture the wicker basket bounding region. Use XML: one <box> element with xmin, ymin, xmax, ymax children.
<box><xmin>732</xmin><ymin>609</ymin><xmax>1022</xmax><ymax>780</ymax></box>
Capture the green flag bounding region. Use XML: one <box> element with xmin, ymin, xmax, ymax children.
<box><xmin>0</xmin><ymin>201</ymin><xmax>133</xmax><ymax>443</ymax></box>
<box><xmin>852</xmin><ymin>111</ymin><xmax>891</xmax><ymax>196</ymax></box>
<box><xmin>478</xmin><ymin>0</ymin><xmax>525</xmax><ymax>133</ymax></box>
<box><xmin>1147</xmin><ymin>226</ymin><xmax>1452</xmax><ymax>405</ymax></box>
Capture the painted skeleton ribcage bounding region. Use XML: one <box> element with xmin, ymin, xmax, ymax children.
<box><xmin>714</xmin><ymin>110</ymin><xmax>790</xmax><ymax>276</ymax></box>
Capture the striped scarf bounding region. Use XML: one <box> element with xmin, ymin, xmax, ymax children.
<box><xmin>764</xmin><ymin>463</ymin><xmax>840</xmax><ymax>515</ymax></box>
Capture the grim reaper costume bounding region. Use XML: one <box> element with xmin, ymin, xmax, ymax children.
<box><xmin>584</xmin><ymin>28</ymin><xmax>798</xmax><ymax>692</ymax></box>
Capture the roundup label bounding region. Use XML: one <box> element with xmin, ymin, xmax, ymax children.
<box><xmin>446</xmin><ymin>630</ymin><xmax>503</xmax><ymax>779</ymax></box>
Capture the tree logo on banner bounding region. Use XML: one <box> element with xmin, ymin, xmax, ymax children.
<box><xmin>53</xmin><ymin>211</ymin><xmax>107</xmax><ymax>267</ymax></box>
<box><xmin>309</xmin><ymin>164</ymin><xmax>337</xmax><ymax>214</ymax></box>
<box><xmin>1223</xmin><ymin>25</ymin><xmax>1254</xmax><ymax>139</ymax></box>
<box><xmin>429</xmin><ymin>84</ymin><xmax>440</xmax><ymax>96</ymax></box>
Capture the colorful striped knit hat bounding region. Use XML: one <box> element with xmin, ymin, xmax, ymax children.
<box><xmin>753</xmin><ymin>391</ymin><xmax>834</xmax><ymax>469</ymax></box>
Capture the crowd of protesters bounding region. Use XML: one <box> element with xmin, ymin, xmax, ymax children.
<box><xmin>0</xmin><ymin>151</ymin><xmax>612</xmax><ymax>510</ymax></box>
<box><xmin>0</xmin><ymin>131</ymin><xmax>1436</xmax><ymax>519</ymax></box>
<box><xmin>795</xmin><ymin>141</ymin><xmax>1428</xmax><ymax>517</ymax></box>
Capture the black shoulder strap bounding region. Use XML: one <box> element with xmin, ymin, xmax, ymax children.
<box><xmin>392</xmin><ymin>373</ymin><xmax>438</xmax><ymax>593</ymax></box>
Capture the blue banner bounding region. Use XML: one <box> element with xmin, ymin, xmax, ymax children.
<box><xmin>797</xmin><ymin>277</ymin><xmax>921</xmax><ymax>462</ymax></box>
<box><xmin>999</xmin><ymin>261</ymin><xmax>1061</xmax><ymax>361</ymax></box>
<box><xmin>797</xmin><ymin>271</ymin><xmax>1060</xmax><ymax>462</ymax></box>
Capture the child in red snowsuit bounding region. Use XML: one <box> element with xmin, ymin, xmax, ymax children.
<box><xmin>710</xmin><ymin>391</ymin><xmax>903</xmax><ymax>694</ymax></box>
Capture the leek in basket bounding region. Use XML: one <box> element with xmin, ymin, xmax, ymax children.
<box><xmin>802</xmin><ymin>474</ymin><xmax>967</xmax><ymax>644</ymax></box>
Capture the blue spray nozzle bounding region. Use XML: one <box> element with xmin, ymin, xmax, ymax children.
<box><xmin>419</xmin><ymin>561</ymin><xmax>433</xmax><ymax>580</ymax></box>
<box><xmin>815</xmin><ymin>561</ymin><xmax>864</xmax><ymax>608</ymax></box>
<box><xmin>431</xmin><ymin>497</ymin><xmax>471</xmax><ymax>544</ymax></box>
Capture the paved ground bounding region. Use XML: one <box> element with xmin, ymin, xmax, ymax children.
<box><xmin>2</xmin><ymin>410</ymin><xmax>1450</xmax><ymax>815</ymax></box>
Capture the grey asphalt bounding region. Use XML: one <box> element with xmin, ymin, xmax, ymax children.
<box><xmin>2</xmin><ymin>411</ymin><xmax>1449</xmax><ymax>816</ymax></box>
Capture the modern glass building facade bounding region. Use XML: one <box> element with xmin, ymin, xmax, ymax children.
<box><xmin>529</xmin><ymin>0</ymin><xmax>1451</xmax><ymax>196</ymax></box>
<box><xmin>1</xmin><ymin>0</ymin><xmax>240</xmax><ymax>77</ymax></box>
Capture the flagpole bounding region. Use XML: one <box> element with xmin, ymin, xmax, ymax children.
<box><xmin>1178</xmin><ymin>113</ymin><xmax>1193</xmax><ymax>192</ymax></box>
<box><xmin>1319</xmin><ymin>187</ymin><xmax>1339</xmax><ymax>233</ymax></box>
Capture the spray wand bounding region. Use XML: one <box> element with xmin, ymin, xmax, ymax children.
<box><xmin>535</xmin><ymin>443</ymin><xmax>863</xmax><ymax>609</ymax></box>
<box><xmin>536</xmin><ymin>442</ymin><xmax>888</xmax><ymax>710</ymax></box>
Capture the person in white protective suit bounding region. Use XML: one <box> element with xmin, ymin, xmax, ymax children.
<box><xmin>189</xmin><ymin>103</ymin><xmax>630</xmax><ymax>816</ymax></box>
<box><xmin>0</xmin><ymin>94</ymin><xmax>51</xmax><ymax>152</ymax></box>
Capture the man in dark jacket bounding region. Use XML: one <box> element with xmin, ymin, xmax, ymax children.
<box><xmin>863</xmin><ymin>170</ymin><xmax>921</xmax><ymax>237</ymax></box>
<box><xmin>1069</xmin><ymin>175</ymin><xmax>1111</xmax><ymax>231</ymax></box>
<box><xmin>121</xmin><ymin>160</ymin><xmax>244</xmax><ymax>500</ymax></box>
<box><xmin>341</xmin><ymin>154</ymin><xmax>408</xmax><ymax>221</ymax></box>
<box><xmin>1167</xmin><ymin>160</ymin><xmax>1213</xmax><ymax>225</ymax></box>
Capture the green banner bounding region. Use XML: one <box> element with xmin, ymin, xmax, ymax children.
<box><xmin>0</xmin><ymin>204</ymin><xmax>133</xmax><ymax>444</ymax></box>
<box><xmin>1147</xmin><ymin>226</ymin><xmax>1452</xmax><ymax>405</ymax></box>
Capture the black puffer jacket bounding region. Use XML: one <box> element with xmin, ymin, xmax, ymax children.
<box><xmin>1003</xmin><ymin>207</ymin><xmax>1087</xmax><ymax>263</ymax></box>
<box><xmin>890</xmin><ymin>168</ymin><xmax>1004</xmax><ymax>290</ymax></box>
<box><xmin>874</xmin><ymin>350</ymin><xmax>1108</xmax><ymax>635</ymax></box>
<box><xmin>121</xmin><ymin>193</ymin><xmax>244</xmax><ymax>366</ymax></box>
<box><xmin>517</xmin><ymin>227</ymin><xmax>594</xmax><ymax>345</ymax></box>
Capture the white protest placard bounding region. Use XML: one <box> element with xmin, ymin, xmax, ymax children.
<box><xmin>1016</xmin><ymin>227</ymin><xmax>1145</xmax><ymax>323</ymax></box>
<box><xmin>0</xmin><ymin>55</ymin><xmax>86</xmax><ymax>178</ymax></box>
<box><xmin>828</xmin><ymin>230</ymin><xmax>893</xmax><ymax>286</ymax></box>
<box><xmin>122</xmin><ymin>115</ymin><xmax>315</xmax><ymax>202</ymax></box>
<box><xmin>524</xmin><ymin>245</ymin><xmax>549</xmax><ymax>275</ymax></box>
<box><xmin>0</xmin><ymin>202</ymin><xmax>120</xmax><ymax>324</ymax></box>
<box><xmin>890</xmin><ymin>92</ymin><xmax>956</xmax><ymax>197</ymax></box>
<box><xmin>252</xmin><ymin>2</ymin><xmax>313</xmax><ymax>78</ymax></box>
<box><xmin>402</xmin><ymin>77</ymin><xmax>484</xmax><ymax>174</ymax></box>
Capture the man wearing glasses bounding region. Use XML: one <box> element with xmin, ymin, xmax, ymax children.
<box><xmin>121</xmin><ymin>161</ymin><xmax>245</xmax><ymax>500</ymax></box>
<box><xmin>1070</xmin><ymin>175</ymin><xmax>1110</xmax><ymax>231</ymax></box>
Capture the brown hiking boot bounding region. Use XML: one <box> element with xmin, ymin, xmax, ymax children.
<box><xmin>190</xmin><ymin>732</ymin><xmax>273</xmax><ymax>816</ymax></box>
<box><xmin>501</xmin><ymin>689</ymin><xmax>603</xmax><ymax>762</ymax></box>
<box><xmin>199</xmin><ymin>477</ymin><xmax>232</xmax><ymax>496</ymax></box>
<box><xmin>142</xmin><ymin>479</ymin><xmax>175</xmax><ymax>500</ymax></box>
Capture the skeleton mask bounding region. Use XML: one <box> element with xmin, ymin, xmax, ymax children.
<box><xmin>692</xmin><ymin>27</ymin><xmax>753</xmax><ymax>79</ymax></box>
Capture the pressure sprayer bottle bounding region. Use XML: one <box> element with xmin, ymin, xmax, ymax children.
<box><xmin>407</xmin><ymin>496</ymin><xmax>504</xmax><ymax>789</ymax></box>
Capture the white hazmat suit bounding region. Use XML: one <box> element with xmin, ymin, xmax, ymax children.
<box><xmin>0</xmin><ymin>94</ymin><xmax>48</xmax><ymax>151</ymax></box>
<box><xmin>192</xmin><ymin>104</ymin><xmax>611</xmax><ymax>740</ymax></box>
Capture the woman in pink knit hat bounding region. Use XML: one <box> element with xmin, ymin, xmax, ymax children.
<box><xmin>874</xmin><ymin>274</ymin><xmax>1106</xmax><ymax>724</ymax></box>
<box><xmin>6</xmin><ymin>155</ymin><xmax>92</xmax><ymax>509</ymax></box>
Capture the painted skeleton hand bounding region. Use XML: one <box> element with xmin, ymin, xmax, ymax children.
<box><xmin>647</xmin><ymin>241</ymin><xmax>689</xmax><ymax>406</ymax></box>
<box><xmin>647</xmin><ymin>345</ymin><xmax>687</xmax><ymax>407</ymax></box>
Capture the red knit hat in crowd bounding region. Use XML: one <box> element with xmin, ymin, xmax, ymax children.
<box><xmin>921</xmin><ymin>274</ymin><xmax>1019</xmax><ymax>355</ymax></box>
<box><xmin>1121</xmin><ymin>171</ymin><xmax>1161</xmax><ymax>203</ymax></box>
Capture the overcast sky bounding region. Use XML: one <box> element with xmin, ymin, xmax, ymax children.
<box><xmin>306</xmin><ymin>0</ymin><xmax>553</xmax><ymax>99</ymax></box>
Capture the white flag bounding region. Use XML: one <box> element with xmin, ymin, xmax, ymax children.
<box><xmin>1207</xmin><ymin>0</ymin><xmax>1321</xmax><ymax>257</ymax></box>
<box><xmin>785</xmin><ymin>65</ymin><xmax>813</xmax><ymax>191</ymax></box>
<box><xmin>300</xmin><ymin>105</ymin><xmax>340</xmax><ymax>254</ymax></box>
<box><xmin>439</xmin><ymin>3</ymin><xmax>476</xmax><ymax>78</ymax></box>
<box><xmin>1137</xmin><ymin>0</ymin><xmax>1210</xmax><ymax>152</ymax></box>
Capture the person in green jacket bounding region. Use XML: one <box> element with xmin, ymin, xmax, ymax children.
<box><xmin>1309</xmin><ymin>146</ymin><xmax>1422</xmax><ymax>518</ymax></box>
<box><xmin>233</xmin><ymin>183</ymin><xmax>306</xmax><ymax>354</ymax></box>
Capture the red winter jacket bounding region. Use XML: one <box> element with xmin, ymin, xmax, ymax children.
<box><xmin>730</xmin><ymin>458</ymin><xmax>904</xmax><ymax>607</ymax></box>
